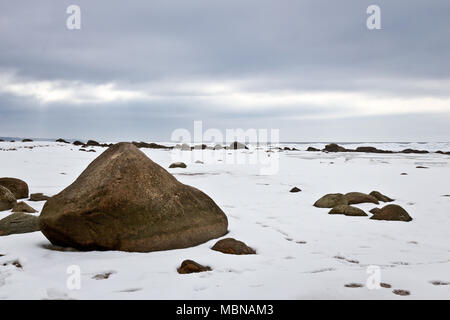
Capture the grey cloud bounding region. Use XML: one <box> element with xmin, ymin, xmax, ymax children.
<box><xmin>0</xmin><ymin>0</ymin><xmax>449</xmax><ymax>141</ymax></box>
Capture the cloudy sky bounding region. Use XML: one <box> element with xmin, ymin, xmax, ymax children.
<box><xmin>0</xmin><ymin>0</ymin><xmax>449</xmax><ymax>142</ymax></box>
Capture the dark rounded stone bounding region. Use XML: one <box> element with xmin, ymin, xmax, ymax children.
<box><xmin>211</xmin><ymin>238</ymin><xmax>255</xmax><ymax>255</ymax></box>
<box><xmin>370</xmin><ymin>204</ymin><xmax>413</xmax><ymax>222</ymax></box>
<box><xmin>177</xmin><ymin>260</ymin><xmax>212</xmax><ymax>274</ymax></box>
<box><xmin>314</xmin><ymin>193</ymin><xmax>348</xmax><ymax>208</ymax></box>
<box><xmin>345</xmin><ymin>192</ymin><xmax>379</xmax><ymax>205</ymax></box>
<box><xmin>0</xmin><ymin>177</ymin><xmax>29</xmax><ymax>199</ymax></box>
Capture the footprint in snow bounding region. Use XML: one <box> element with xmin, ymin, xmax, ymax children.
<box><xmin>117</xmin><ymin>288</ymin><xmax>142</xmax><ymax>293</ymax></box>
<box><xmin>430</xmin><ymin>280</ymin><xmax>449</xmax><ymax>286</ymax></box>
<box><xmin>45</xmin><ymin>288</ymin><xmax>73</xmax><ymax>300</ymax></box>
<box><xmin>308</xmin><ymin>268</ymin><xmax>335</xmax><ymax>274</ymax></box>
<box><xmin>344</xmin><ymin>283</ymin><xmax>364</xmax><ymax>288</ymax></box>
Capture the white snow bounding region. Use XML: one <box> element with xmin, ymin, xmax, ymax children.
<box><xmin>0</xmin><ymin>141</ymin><xmax>449</xmax><ymax>299</ymax></box>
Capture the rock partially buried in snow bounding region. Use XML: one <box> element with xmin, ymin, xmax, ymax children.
<box><xmin>12</xmin><ymin>201</ymin><xmax>37</xmax><ymax>213</ymax></box>
<box><xmin>323</xmin><ymin>143</ymin><xmax>347</xmax><ymax>152</ymax></box>
<box><xmin>0</xmin><ymin>212</ymin><xmax>40</xmax><ymax>236</ymax></box>
<box><xmin>369</xmin><ymin>207</ymin><xmax>381</xmax><ymax>215</ymax></box>
<box><xmin>290</xmin><ymin>187</ymin><xmax>301</xmax><ymax>193</ymax></box>
<box><xmin>229</xmin><ymin>141</ymin><xmax>248</xmax><ymax>150</ymax></box>
<box><xmin>169</xmin><ymin>162</ymin><xmax>187</xmax><ymax>169</ymax></box>
<box><xmin>393</xmin><ymin>289</ymin><xmax>410</xmax><ymax>296</ymax></box>
<box><xmin>212</xmin><ymin>238</ymin><xmax>256</xmax><ymax>255</ymax></box>
<box><xmin>177</xmin><ymin>260</ymin><xmax>212</xmax><ymax>274</ymax></box>
<box><xmin>314</xmin><ymin>193</ymin><xmax>348</xmax><ymax>208</ymax></box>
<box><xmin>345</xmin><ymin>192</ymin><xmax>379</xmax><ymax>205</ymax></box>
<box><xmin>370</xmin><ymin>204</ymin><xmax>413</xmax><ymax>222</ymax></box>
<box><xmin>0</xmin><ymin>177</ymin><xmax>29</xmax><ymax>199</ymax></box>
<box><xmin>328</xmin><ymin>205</ymin><xmax>368</xmax><ymax>216</ymax></box>
<box><xmin>369</xmin><ymin>191</ymin><xmax>394</xmax><ymax>202</ymax></box>
<box><xmin>29</xmin><ymin>193</ymin><xmax>50</xmax><ymax>201</ymax></box>
<box><xmin>39</xmin><ymin>142</ymin><xmax>228</xmax><ymax>252</ymax></box>
<box><xmin>0</xmin><ymin>186</ymin><xmax>16</xmax><ymax>211</ymax></box>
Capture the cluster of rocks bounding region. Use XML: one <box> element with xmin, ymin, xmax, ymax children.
<box><xmin>178</xmin><ymin>238</ymin><xmax>256</xmax><ymax>274</ymax></box>
<box><xmin>71</xmin><ymin>140</ymin><xmax>112</xmax><ymax>148</ymax></box>
<box><xmin>306</xmin><ymin>143</ymin><xmax>450</xmax><ymax>155</ymax></box>
<box><xmin>132</xmin><ymin>141</ymin><xmax>172</xmax><ymax>149</ymax></box>
<box><xmin>0</xmin><ymin>178</ymin><xmax>42</xmax><ymax>236</ymax></box>
<box><xmin>173</xmin><ymin>141</ymin><xmax>248</xmax><ymax>151</ymax></box>
<box><xmin>313</xmin><ymin>191</ymin><xmax>413</xmax><ymax>221</ymax></box>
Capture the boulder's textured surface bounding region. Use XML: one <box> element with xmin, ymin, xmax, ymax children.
<box><xmin>0</xmin><ymin>186</ymin><xmax>16</xmax><ymax>211</ymax></box>
<box><xmin>345</xmin><ymin>192</ymin><xmax>379</xmax><ymax>205</ymax></box>
<box><xmin>0</xmin><ymin>177</ymin><xmax>29</xmax><ymax>199</ymax></box>
<box><xmin>369</xmin><ymin>207</ymin><xmax>381</xmax><ymax>215</ymax></box>
<box><xmin>328</xmin><ymin>205</ymin><xmax>368</xmax><ymax>216</ymax></box>
<box><xmin>0</xmin><ymin>213</ymin><xmax>39</xmax><ymax>236</ymax></box>
<box><xmin>169</xmin><ymin>162</ymin><xmax>187</xmax><ymax>169</ymax></box>
<box><xmin>369</xmin><ymin>191</ymin><xmax>394</xmax><ymax>202</ymax></box>
<box><xmin>177</xmin><ymin>260</ymin><xmax>212</xmax><ymax>274</ymax></box>
<box><xmin>39</xmin><ymin>142</ymin><xmax>228</xmax><ymax>252</ymax></box>
<box><xmin>314</xmin><ymin>193</ymin><xmax>348</xmax><ymax>208</ymax></box>
<box><xmin>370</xmin><ymin>204</ymin><xmax>413</xmax><ymax>222</ymax></box>
<box><xmin>211</xmin><ymin>238</ymin><xmax>255</xmax><ymax>255</ymax></box>
<box><xmin>12</xmin><ymin>201</ymin><xmax>38</xmax><ymax>213</ymax></box>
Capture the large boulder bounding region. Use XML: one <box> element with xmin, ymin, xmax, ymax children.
<box><xmin>0</xmin><ymin>186</ymin><xmax>16</xmax><ymax>211</ymax></box>
<box><xmin>370</xmin><ymin>204</ymin><xmax>413</xmax><ymax>222</ymax></box>
<box><xmin>0</xmin><ymin>177</ymin><xmax>29</xmax><ymax>199</ymax></box>
<box><xmin>0</xmin><ymin>213</ymin><xmax>39</xmax><ymax>236</ymax></box>
<box><xmin>38</xmin><ymin>142</ymin><xmax>228</xmax><ymax>252</ymax></box>
<box><xmin>328</xmin><ymin>205</ymin><xmax>368</xmax><ymax>216</ymax></box>
<box><xmin>345</xmin><ymin>192</ymin><xmax>379</xmax><ymax>205</ymax></box>
<box><xmin>314</xmin><ymin>193</ymin><xmax>348</xmax><ymax>208</ymax></box>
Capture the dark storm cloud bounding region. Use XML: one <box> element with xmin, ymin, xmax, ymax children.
<box><xmin>0</xmin><ymin>0</ymin><xmax>449</xmax><ymax>140</ymax></box>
